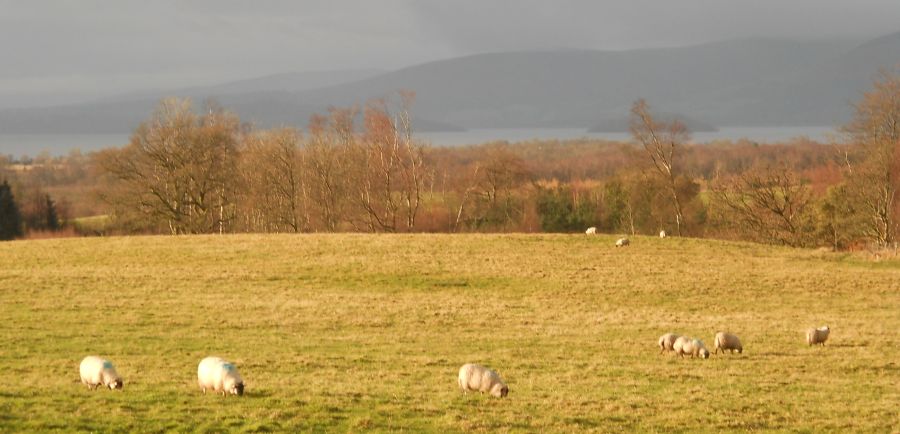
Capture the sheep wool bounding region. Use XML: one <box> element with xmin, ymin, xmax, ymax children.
<box><xmin>585</xmin><ymin>227</ymin><xmax>597</xmax><ymax>235</ymax></box>
<box><xmin>198</xmin><ymin>356</ymin><xmax>245</xmax><ymax>396</ymax></box>
<box><xmin>458</xmin><ymin>363</ymin><xmax>508</xmax><ymax>398</ymax></box>
<box><xmin>673</xmin><ymin>336</ymin><xmax>710</xmax><ymax>359</ymax></box>
<box><xmin>714</xmin><ymin>332</ymin><xmax>743</xmax><ymax>354</ymax></box>
<box><xmin>658</xmin><ymin>333</ymin><xmax>681</xmax><ymax>354</ymax></box>
<box><xmin>79</xmin><ymin>356</ymin><xmax>123</xmax><ymax>390</ymax></box>
<box><xmin>615</xmin><ymin>238</ymin><xmax>630</xmax><ymax>247</ymax></box>
<box><xmin>806</xmin><ymin>326</ymin><xmax>830</xmax><ymax>346</ymax></box>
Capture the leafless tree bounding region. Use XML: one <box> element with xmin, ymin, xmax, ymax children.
<box><xmin>99</xmin><ymin>98</ymin><xmax>240</xmax><ymax>234</ymax></box>
<box><xmin>841</xmin><ymin>70</ymin><xmax>900</xmax><ymax>246</ymax></box>
<box><xmin>710</xmin><ymin>165</ymin><xmax>814</xmax><ymax>247</ymax></box>
<box><xmin>630</xmin><ymin>99</ymin><xmax>688</xmax><ymax>236</ymax></box>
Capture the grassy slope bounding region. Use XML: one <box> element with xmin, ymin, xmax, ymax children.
<box><xmin>0</xmin><ymin>234</ymin><xmax>897</xmax><ymax>432</ymax></box>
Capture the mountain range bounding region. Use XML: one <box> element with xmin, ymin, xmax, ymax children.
<box><xmin>0</xmin><ymin>32</ymin><xmax>898</xmax><ymax>134</ymax></box>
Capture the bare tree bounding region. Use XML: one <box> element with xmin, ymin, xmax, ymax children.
<box><xmin>239</xmin><ymin>128</ymin><xmax>307</xmax><ymax>232</ymax></box>
<box><xmin>629</xmin><ymin>99</ymin><xmax>688</xmax><ymax>236</ymax></box>
<box><xmin>710</xmin><ymin>164</ymin><xmax>815</xmax><ymax>247</ymax></box>
<box><xmin>99</xmin><ymin>98</ymin><xmax>240</xmax><ymax>234</ymax></box>
<box><xmin>304</xmin><ymin>109</ymin><xmax>354</xmax><ymax>232</ymax></box>
<box><xmin>841</xmin><ymin>70</ymin><xmax>900</xmax><ymax>246</ymax></box>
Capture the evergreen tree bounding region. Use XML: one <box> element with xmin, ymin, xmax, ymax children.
<box><xmin>0</xmin><ymin>180</ymin><xmax>23</xmax><ymax>240</ymax></box>
<box><xmin>44</xmin><ymin>194</ymin><xmax>60</xmax><ymax>231</ymax></box>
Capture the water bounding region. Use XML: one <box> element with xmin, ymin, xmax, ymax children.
<box><xmin>0</xmin><ymin>127</ymin><xmax>839</xmax><ymax>158</ymax></box>
<box><xmin>0</xmin><ymin>134</ymin><xmax>130</xmax><ymax>158</ymax></box>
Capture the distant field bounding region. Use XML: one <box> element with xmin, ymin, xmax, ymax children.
<box><xmin>0</xmin><ymin>234</ymin><xmax>897</xmax><ymax>432</ymax></box>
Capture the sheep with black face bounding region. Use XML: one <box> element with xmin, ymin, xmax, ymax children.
<box><xmin>198</xmin><ymin>356</ymin><xmax>244</xmax><ymax>396</ymax></box>
<box><xmin>79</xmin><ymin>356</ymin><xmax>123</xmax><ymax>390</ymax></box>
<box><xmin>458</xmin><ymin>363</ymin><xmax>508</xmax><ymax>398</ymax></box>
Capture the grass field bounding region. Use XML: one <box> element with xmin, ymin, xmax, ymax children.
<box><xmin>0</xmin><ymin>234</ymin><xmax>898</xmax><ymax>432</ymax></box>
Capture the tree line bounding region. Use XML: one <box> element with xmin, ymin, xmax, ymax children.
<box><xmin>1</xmin><ymin>75</ymin><xmax>898</xmax><ymax>249</ymax></box>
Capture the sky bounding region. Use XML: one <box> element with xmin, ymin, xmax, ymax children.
<box><xmin>1</xmin><ymin>0</ymin><xmax>899</xmax><ymax>106</ymax></box>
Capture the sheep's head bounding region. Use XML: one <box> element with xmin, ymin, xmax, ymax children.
<box><xmin>490</xmin><ymin>383</ymin><xmax>508</xmax><ymax>398</ymax></box>
<box><xmin>736</xmin><ymin>347</ymin><xmax>743</xmax><ymax>354</ymax></box>
<box><xmin>109</xmin><ymin>379</ymin><xmax>123</xmax><ymax>390</ymax></box>
<box><xmin>699</xmin><ymin>348</ymin><xmax>710</xmax><ymax>359</ymax></box>
<box><xmin>233</xmin><ymin>382</ymin><xmax>244</xmax><ymax>396</ymax></box>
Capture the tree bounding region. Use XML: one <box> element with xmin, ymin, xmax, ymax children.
<box><xmin>0</xmin><ymin>180</ymin><xmax>23</xmax><ymax>240</ymax></box>
<box><xmin>842</xmin><ymin>70</ymin><xmax>900</xmax><ymax>246</ymax></box>
<box><xmin>23</xmin><ymin>192</ymin><xmax>61</xmax><ymax>231</ymax></box>
<box><xmin>239</xmin><ymin>128</ymin><xmax>308</xmax><ymax>232</ymax></box>
<box><xmin>710</xmin><ymin>164</ymin><xmax>815</xmax><ymax>247</ymax></box>
<box><xmin>630</xmin><ymin>99</ymin><xmax>689</xmax><ymax>236</ymax></box>
<box><xmin>99</xmin><ymin>98</ymin><xmax>241</xmax><ymax>234</ymax></box>
<box><xmin>536</xmin><ymin>186</ymin><xmax>597</xmax><ymax>232</ymax></box>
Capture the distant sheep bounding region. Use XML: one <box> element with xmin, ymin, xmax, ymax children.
<box><xmin>79</xmin><ymin>356</ymin><xmax>123</xmax><ymax>390</ymax></box>
<box><xmin>674</xmin><ymin>336</ymin><xmax>710</xmax><ymax>359</ymax></box>
<box><xmin>806</xmin><ymin>326</ymin><xmax>830</xmax><ymax>346</ymax></box>
<box><xmin>458</xmin><ymin>363</ymin><xmax>508</xmax><ymax>398</ymax></box>
<box><xmin>585</xmin><ymin>227</ymin><xmax>597</xmax><ymax>235</ymax></box>
<box><xmin>714</xmin><ymin>332</ymin><xmax>743</xmax><ymax>354</ymax></box>
<box><xmin>615</xmin><ymin>237</ymin><xmax>630</xmax><ymax>247</ymax></box>
<box><xmin>198</xmin><ymin>356</ymin><xmax>245</xmax><ymax>396</ymax></box>
<box><xmin>658</xmin><ymin>333</ymin><xmax>680</xmax><ymax>354</ymax></box>
<box><xmin>659</xmin><ymin>230</ymin><xmax>667</xmax><ymax>238</ymax></box>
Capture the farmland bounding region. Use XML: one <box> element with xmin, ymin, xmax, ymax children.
<box><xmin>0</xmin><ymin>234</ymin><xmax>898</xmax><ymax>432</ymax></box>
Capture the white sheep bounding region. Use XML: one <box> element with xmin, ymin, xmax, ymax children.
<box><xmin>458</xmin><ymin>363</ymin><xmax>508</xmax><ymax>398</ymax></box>
<box><xmin>198</xmin><ymin>356</ymin><xmax>245</xmax><ymax>396</ymax></box>
<box><xmin>658</xmin><ymin>333</ymin><xmax>680</xmax><ymax>354</ymax></box>
<box><xmin>615</xmin><ymin>237</ymin><xmax>630</xmax><ymax>247</ymax></box>
<box><xmin>79</xmin><ymin>356</ymin><xmax>123</xmax><ymax>390</ymax></box>
<box><xmin>659</xmin><ymin>230</ymin><xmax>667</xmax><ymax>238</ymax></box>
<box><xmin>806</xmin><ymin>326</ymin><xmax>830</xmax><ymax>346</ymax></box>
<box><xmin>714</xmin><ymin>332</ymin><xmax>743</xmax><ymax>354</ymax></box>
<box><xmin>585</xmin><ymin>227</ymin><xmax>597</xmax><ymax>235</ymax></box>
<box><xmin>673</xmin><ymin>336</ymin><xmax>710</xmax><ymax>359</ymax></box>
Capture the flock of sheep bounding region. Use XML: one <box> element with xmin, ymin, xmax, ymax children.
<box><xmin>79</xmin><ymin>355</ymin><xmax>244</xmax><ymax>396</ymax></box>
<box><xmin>77</xmin><ymin>231</ymin><xmax>832</xmax><ymax>399</ymax></box>
<box><xmin>79</xmin><ymin>325</ymin><xmax>831</xmax><ymax>398</ymax></box>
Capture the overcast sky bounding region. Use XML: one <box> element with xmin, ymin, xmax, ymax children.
<box><xmin>2</xmin><ymin>0</ymin><xmax>899</xmax><ymax>104</ymax></box>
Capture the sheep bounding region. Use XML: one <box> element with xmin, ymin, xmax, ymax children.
<box><xmin>585</xmin><ymin>227</ymin><xmax>597</xmax><ymax>235</ymax></box>
<box><xmin>714</xmin><ymin>332</ymin><xmax>743</xmax><ymax>354</ymax></box>
<box><xmin>659</xmin><ymin>230</ymin><xmax>667</xmax><ymax>238</ymax></box>
<box><xmin>658</xmin><ymin>333</ymin><xmax>680</xmax><ymax>354</ymax></box>
<box><xmin>673</xmin><ymin>336</ymin><xmax>710</xmax><ymax>359</ymax></box>
<box><xmin>198</xmin><ymin>356</ymin><xmax>245</xmax><ymax>396</ymax></box>
<box><xmin>458</xmin><ymin>363</ymin><xmax>508</xmax><ymax>398</ymax></box>
<box><xmin>806</xmin><ymin>326</ymin><xmax>830</xmax><ymax>346</ymax></box>
<box><xmin>615</xmin><ymin>237</ymin><xmax>630</xmax><ymax>247</ymax></box>
<box><xmin>79</xmin><ymin>356</ymin><xmax>123</xmax><ymax>390</ymax></box>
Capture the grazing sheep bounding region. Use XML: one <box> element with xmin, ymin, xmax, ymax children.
<box><xmin>674</xmin><ymin>336</ymin><xmax>710</xmax><ymax>359</ymax></box>
<box><xmin>79</xmin><ymin>356</ymin><xmax>123</xmax><ymax>390</ymax></box>
<box><xmin>198</xmin><ymin>356</ymin><xmax>245</xmax><ymax>396</ymax></box>
<box><xmin>806</xmin><ymin>326</ymin><xmax>830</xmax><ymax>346</ymax></box>
<box><xmin>658</xmin><ymin>333</ymin><xmax>681</xmax><ymax>354</ymax></box>
<box><xmin>659</xmin><ymin>230</ymin><xmax>667</xmax><ymax>238</ymax></box>
<box><xmin>458</xmin><ymin>363</ymin><xmax>508</xmax><ymax>398</ymax></box>
<box><xmin>714</xmin><ymin>332</ymin><xmax>743</xmax><ymax>354</ymax></box>
<box><xmin>615</xmin><ymin>237</ymin><xmax>630</xmax><ymax>247</ymax></box>
<box><xmin>585</xmin><ymin>227</ymin><xmax>597</xmax><ymax>235</ymax></box>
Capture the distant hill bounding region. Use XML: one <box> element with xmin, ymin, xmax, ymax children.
<box><xmin>98</xmin><ymin>69</ymin><xmax>384</xmax><ymax>103</ymax></box>
<box><xmin>1</xmin><ymin>33</ymin><xmax>898</xmax><ymax>134</ymax></box>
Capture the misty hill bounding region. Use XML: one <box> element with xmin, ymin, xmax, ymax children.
<box><xmin>0</xmin><ymin>34</ymin><xmax>897</xmax><ymax>134</ymax></box>
<box><xmin>99</xmin><ymin>69</ymin><xmax>384</xmax><ymax>103</ymax></box>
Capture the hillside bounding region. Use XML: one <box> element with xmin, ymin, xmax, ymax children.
<box><xmin>0</xmin><ymin>234</ymin><xmax>897</xmax><ymax>431</ymax></box>
<box><xmin>4</xmin><ymin>35</ymin><xmax>898</xmax><ymax>134</ymax></box>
